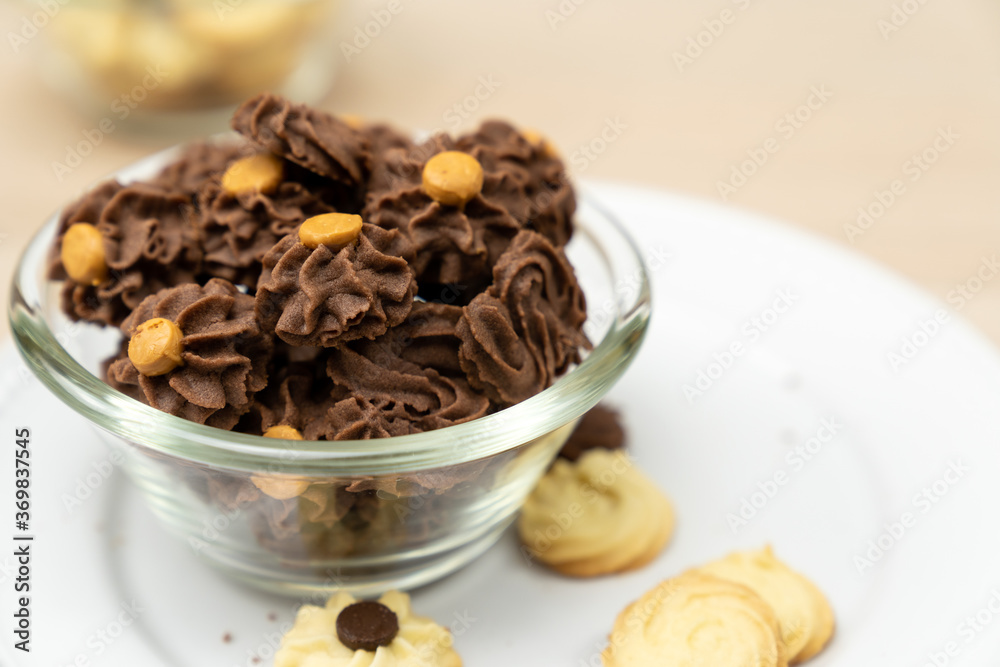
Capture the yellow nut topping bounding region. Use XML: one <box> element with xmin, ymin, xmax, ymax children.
<box><xmin>251</xmin><ymin>475</ymin><xmax>310</xmax><ymax>500</ymax></box>
<box><xmin>61</xmin><ymin>223</ymin><xmax>108</xmax><ymax>286</ymax></box>
<box><xmin>522</xmin><ymin>128</ymin><xmax>559</xmax><ymax>159</ymax></box>
<box><xmin>263</xmin><ymin>425</ymin><xmax>304</xmax><ymax>440</ymax></box>
<box><xmin>298</xmin><ymin>213</ymin><xmax>364</xmax><ymax>250</ymax></box>
<box><xmin>127</xmin><ymin>318</ymin><xmax>184</xmax><ymax>377</ymax></box>
<box><xmin>521</xmin><ymin>128</ymin><xmax>544</xmax><ymax>145</ymax></box>
<box><xmin>221</xmin><ymin>152</ymin><xmax>284</xmax><ymax>196</ymax></box>
<box><xmin>422</xmin><ymin>151</ymin><xmax>484</xmax><ymax>206</ymax></box>
<box><xmin>340</xmin><ymin>113</ymin><xmax>364</xmax><ymax>130</ymax></box>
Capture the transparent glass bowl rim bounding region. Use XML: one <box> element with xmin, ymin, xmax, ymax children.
<box><xmin>9</xmin><ymin>140</ymin><xmax>651</xmax><ymax>475</ymax></box>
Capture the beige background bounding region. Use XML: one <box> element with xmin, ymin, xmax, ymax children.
<box><xmin>1</xmin><ymin>0</ymin><xmax>998</xmax><ymax>344</ymax></box>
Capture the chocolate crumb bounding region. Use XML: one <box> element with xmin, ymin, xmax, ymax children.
<box><xmin>267</xmin><ymin>612</ymin><xmax>277</xmax><ymax>622</ymax></box>
<box><xmin>222</xmin><ymin>632</ymin><xmax>232</xmax><ymax>643</ymax></box>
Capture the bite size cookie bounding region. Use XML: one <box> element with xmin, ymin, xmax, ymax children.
<box><xmin>147</xmin><ymin>140</ymin><xmax>247</xmax><ymax>197</ymax></box>
<box><xmin>197</xmin><ymin>152</ymin><xmax>346</xmax><ymax>289</ymax></box>
<box><xmin>236</xmin><ymin>357</ymin><xmax>333</xmax><ymax>442</ymax></box>
<box><xmin>255</xmin><ymin>213</ymin><xmax>417</xmax><ymax>347</ymax></box>
<box><xmin>518</xmin><ymin>448</ymin><xmax>673</xmax><ymax>577</ymax></box>
<box><xmin>603</xmin><ymin>572</ymin><xmax>787</xmax><ymax>667</ymax></box>
<box><xmin>105</xmin><ymin>278</ymin><xmax>272</xmax><ymax>429</ymax></box>
<box><xmin>388</xmin><ymin>301</ymin><xmax>467</xmax><ymax>378</ymax></box>
<box><xmin>232</xmin><ymin>92</ymin><xmax>370</xmax><ymax>188</ymax></box>
<box><xmin>457</xmin><ymin>229</ymin><xmax>589</xmax><ymax>406</ymax></box>
<box><xmin>325</xmin><ymin>330</ymin><xmax>491</xmax><ymax>436</ymax></box>
<box><xmin>455</xmin><ymin>120</ymin><xmax>576</xmax><ymax>247</ymax></box>
<box><xmin>363</xmin><ymin>136</ymin><xmax>526</xmax><ymax>285</ymax></box>
<box><xmin>53</xmin><ymin>182</ymin><xmax>202</xmax><ymax>326</ymax></box>
<box><xmin>697</xmin><ymin>546</ymin><xmax>835</xmax><ymax>663</ymax></box>
<box><xmin>275</xmin><ymin>590</ymin><xmax>461</xmax><ymax>667</ymax></box>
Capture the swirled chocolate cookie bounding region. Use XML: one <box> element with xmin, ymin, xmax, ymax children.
<box><xmin>106</xmin><ymin>278</ymin><xmax>272</xmax><ymax>428</ymax></box>
<box><xmin>53</xmin><ymin>183</ymin><xmax>202</xmax><ymax>326</ymax></box>
<box><xmin>255</xmin><ymin>214</ymin><xmax>417</xmax><ymax>347</ymax></box>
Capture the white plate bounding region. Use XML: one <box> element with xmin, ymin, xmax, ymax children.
<box><xmin>3</xmin><ymin>182</ymin><xmax>1000</xmax><ymax>666</ymax></box>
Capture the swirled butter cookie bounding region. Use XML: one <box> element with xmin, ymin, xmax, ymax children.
<box><xmin>603</xmin><ymin>572</ymin><xmax>787</xmax><ymax>667</ymax></box>
<box><xmin>698</xmin><ymin>546</ymin><xmax>834</xmax><ymax>663</ymax></box>
<box><xmin>518</xmin><ymin>449</ymin><xmax>673</xmax><ymax>577</ymax></box>
<box><xmin>275</xmin><ymin>590</ymin><xmax>461</xmax><ymax>667</ymax></box>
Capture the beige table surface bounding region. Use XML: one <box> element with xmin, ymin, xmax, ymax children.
<box><xmin>2</xmin><ymin>0</ymin><xmax>999</xmax><ymax>347</ymax></box>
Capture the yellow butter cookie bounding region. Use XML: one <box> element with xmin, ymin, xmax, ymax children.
<box><xmin>518</xmin><ymin>449</ymin><xmax>673</xmax><ymax>577</ymax></box>
<box><xmin>603</xmin><ymin>572</ymin><xmax>787</xmax><ymax>667</ymax></box>
<box><xmin>275</xmin><ymin>590</ymin><xmax>462</xmax><ymax>667</ymax></box>
<box><xmin>698</xmin><ymin>546</ymin><xmax>834</xmax><ymax>663</ymax></box>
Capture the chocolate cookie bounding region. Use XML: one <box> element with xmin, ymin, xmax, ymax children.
<box><xmin>54</xmin><ymin>183</ymin><xmax>202</xmax><ymax>327</ymax></box>
<box><xmin>106</xmin><ymin>278</ymin><xmax>272</xmax><ymax>429</ymax></box>
<box><xmin>362</xmin><ymin>135</ymin><xmax>526</xmax><ymax>285</ymax></box>
<box><xmin>457</xmin><ymin>120</ymin><xmax>576</xmax><ymax>246</ymax></box>
<box><xmin>255</xmin><ymin>217</ymin><xmax>417</xmax><ymax>347</ymax></box>
<box><xmin>231</xmin><ymin>92</ymin><xmax>370</xmax><ymax>188</ymax></box>
<box><xmin>457</xmin><ymin>229</ymin><xmax>589</xmax><ymax>405</ymax></box>
<box><xmin>197</xmin><ymin>153</ymin><xmax>344</xmax><ymax>289</ymax></box>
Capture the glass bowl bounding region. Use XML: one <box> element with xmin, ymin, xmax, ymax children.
<box><xmin>8</xmin><ymin>144</ymin><xmax>651</xmax><ymax>597</ymax></box>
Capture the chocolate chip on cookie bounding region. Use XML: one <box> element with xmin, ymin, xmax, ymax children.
<box><xmin>336</xmin><ymin>601</ymin><xmax>400</xmax><ymax>651</ymax></box>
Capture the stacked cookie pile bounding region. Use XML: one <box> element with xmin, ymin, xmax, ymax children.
<box><xmin>604</xmin><ymin>546</ymin><xmax>834</xmax><ymax>666</ymax></box>
<box><xmin>520</xmin><ymin>407</ymin><xmax>834</xmax><ymax>665</ymax></box>
<box><xmin>49</xmin><ymin>93</ymin><xmax>588</xmax><ymax>440</ymax></box>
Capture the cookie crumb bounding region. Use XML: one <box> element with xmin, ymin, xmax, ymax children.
<box><xmin>268</xmin><ymin>612</ymin><xmax>277</xmax><ymax>622</ymax></box>
<box><xmin>222</xmin><ymin>632</ymin><xmax>232</xmax><ymax>643</ymax></box>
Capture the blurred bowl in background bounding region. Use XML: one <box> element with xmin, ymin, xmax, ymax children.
<box><xmin>26</xmin><ymin>0</ymin><xmax>341</xmax><ymax>133</ymax></box>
